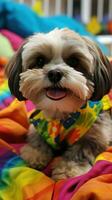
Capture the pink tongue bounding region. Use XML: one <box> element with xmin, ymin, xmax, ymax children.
<box><xmin>46</xmin><ymin>88</ymin><xmax>67</xmax><ymax>100</ymax></box>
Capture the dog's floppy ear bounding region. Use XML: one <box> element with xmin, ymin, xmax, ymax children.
<box><xmin>92</xmin><ymin>47</ymin><xmax>112</xmax><ymax>100</ymax></box>
<box><xmin>5</xmin><ymin>43</ymin><xmax>26</xmax><ymax>101</ymax></box>
<box><xmin>83</xmin><ymin>37</ymin><xmax>112</xmax><ymax>101</ymax></box>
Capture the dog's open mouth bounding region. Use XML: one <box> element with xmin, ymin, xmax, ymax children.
<box><xmin>46</xmin><ymin>87</ymin><xmax>67</xmax><ymax>100</ymax></box>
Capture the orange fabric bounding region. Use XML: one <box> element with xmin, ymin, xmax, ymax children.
<box><xmin>0</xmin><ymin>99</ymin><xmax>29</xmax><ymax>143</ymax></box>
<box><xmin>95</xmin><ymin>147</ymin><xmax>112</xmax><ymax>163</ymax></box>
<box><xmin>71</xmin><ymin>174</ymin><xmax>112</xmax><ymax>200</ymax></box>
<box><xmin>0</xmin><ymin>61</ymin><xmax>112</xmax><ymax>199</ymax></box>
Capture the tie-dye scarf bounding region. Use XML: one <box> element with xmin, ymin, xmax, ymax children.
<box><xmin>30</xmin><ymin>92</ymin><xmax>112</xmax><ymax>150</ymax></box>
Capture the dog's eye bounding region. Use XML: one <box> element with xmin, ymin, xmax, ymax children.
<box><xmin>65</xmin><ymin>56</ymin><xmax>80</xmax><ymax>68</ymax></box>
<box><xmin>36</xmin><ymin>55</ymin><xmax>48</xmax><ymax>68</ymax></box>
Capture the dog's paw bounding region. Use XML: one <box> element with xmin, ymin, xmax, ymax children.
<box><xmin>20</xmin><ymin>144</ymin><xmax>52</xmax><ymax>169</ymax></box>
<box><xmin>51</xmin><ymin>159</ymin><xmax>91</xmax><ymax>181</ymax></box>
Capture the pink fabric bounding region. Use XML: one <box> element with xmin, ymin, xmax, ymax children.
<box><xmin>58</xmin><ymin>160</ymin><xmax>112</xmax><ymax>200</ymax></box>
<box><xmin>0</xmin><ymin>29</ymin><xmax>24</xmax><ymax>50</ymax></box>
<box><xmin>25</xmin><ymin>100</ymin><xmax>35</xmax><ymax>112</ymax></box>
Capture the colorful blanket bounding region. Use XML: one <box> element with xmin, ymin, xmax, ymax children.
<box><xmin>1</xmin><ymin>68</ymin><xmax>112</xmax><ymax>200</ymax></box>
<box><xmin>1</xmin><ymin>142</ymin><xmax>112</xmax><ymax>200</ymax></box>
<box><xmin>0</xmin><ymin>0</ymin><xmax>109</xmax><ymax>55</ymax></box>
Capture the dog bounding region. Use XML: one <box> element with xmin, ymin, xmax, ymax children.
<box><xmin>5</xmin><ymin>28</ymin><xmax>112</xmax><ymax>181</ymax></box>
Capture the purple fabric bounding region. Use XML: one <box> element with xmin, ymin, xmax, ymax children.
<box><xmin>4</xmin><ymin>96</ymin><xmax>14</xmax><ymax>106</ymax></box>
<box><xmin>0</xmin><ymin>102</ymin><xmax>6</xmax><ymax>109</ymax></box>
<box><xmin>0</xmin><ymin>148</ymin><xmax>15</xmax><ymax>169</ymax></box>
<box><xmin>58</xmin><ymin>160</ymin><xmax>112</xmax><ymax>200</ymax></box>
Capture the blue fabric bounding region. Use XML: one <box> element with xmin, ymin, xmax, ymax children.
<box><xmin>0</xmin><ymin>0</ymin><xmax>109</xmax><ymax>55</ymax></box>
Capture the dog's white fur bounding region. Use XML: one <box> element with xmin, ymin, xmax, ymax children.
<box><xmin>20</xmin><ymin>29</ymin><xmax>94</xmax><ymax>117</ymax></box>
<box><xmin>5</xmin><ymin>28</ymin><xmax>112</xmax><ymax>181</ymax></box>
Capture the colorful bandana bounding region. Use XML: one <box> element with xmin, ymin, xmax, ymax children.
<box><xmin>30</xmin><ymin>92</ymin><xmax>112</xmax><ymax>150</ymax></box>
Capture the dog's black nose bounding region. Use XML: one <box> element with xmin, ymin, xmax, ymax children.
<box><xmin>48</xmin><ymin>70</ymin><xmax>63</xmax><ymax>83</ymax></box>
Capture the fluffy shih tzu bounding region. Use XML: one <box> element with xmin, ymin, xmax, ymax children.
<box><xmin>5</xmin><ymin>28</ymin><xmax>112</xmax><ymax>180</ymax></box>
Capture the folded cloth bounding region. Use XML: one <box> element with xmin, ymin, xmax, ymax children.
<box><xmin>0</xmin><ymin>68</ymin><xmax>35</xmax><ymax>143</ymax></box>
<box><xmin>0</xmin><ymin>59</ymin><xmax>112</xmax><ymax>199</ymax></box>
<box><xmin>56</xmin><ymin>148</ymin><xmax>112</xmax><ymax>200</ymax></box>
<box><xmin>0</xmin><ymin>143</ymin><xmax>54</xmax><ymax>200</ymax></box>
<box><xmin>0</xmin><ymin>98</ymin><xmax>112</xmax><ymax>198</ymax></box>
<box><xmin>0</xmin><ymin>99</ymin><xmax>29</xmax><ymax>143</ymax></box>
<box><xmin>0</xmin><ymin>29</ymin><xmax>24</xmax><ymax>50</ymax></box>
<box><xmin>0</xmin><ymin>141</ymin><xmax>112</xmax><ymax>200</ymax></box>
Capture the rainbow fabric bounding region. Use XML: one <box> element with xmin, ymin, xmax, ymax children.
<box><xmin>1</xmin><ymin>142</ymin><xmax>112</xmax><ymax>200</ymax></box>
<box><xmin>0</xmin><ymin>146</ymin><xmax>54</xmax><ymax>200</ymax></box>
<box><xmin>0</xmin><ymin>71</ymin><xmax>35</xmax><ymax>112</ymax></box>
<box><xmin>1</xmin><ymin>65</ymin><xmax>112</xmax><ymax>199</ymax></box>
<box><xmin>0</xmin><ymin>71</ymin><xmax>14</xmax><ymax>110</ymax></box>
<box><xmin>30</xmin><ymin>93</ymin><xmax>112</xmax><ymax>150</ymax></box>
<box><xmin>0</xmin><ymin>68</ymin><xmax>35</xmax><ymax>143</ymax></box>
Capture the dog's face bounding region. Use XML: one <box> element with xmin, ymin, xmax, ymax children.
<box><xmin>5</xmin><ymin>28</ymin><xmax>112</xmax><ymax>117</ymax></box>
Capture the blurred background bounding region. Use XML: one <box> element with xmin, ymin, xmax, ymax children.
<box><xmin>0</xmin><ymin>0</ymin><xmax>112</xmax><ymax>69</ymax></box>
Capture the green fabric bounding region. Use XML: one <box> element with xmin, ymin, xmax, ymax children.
<box><xmin>0</xmin><ymin>34</ymin><xmax>14</xmax><ymax>58</ymax></box>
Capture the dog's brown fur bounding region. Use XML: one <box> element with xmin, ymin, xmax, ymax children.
<box><xmin>5</xmin><ymin>29</ymin><xmax>112</xmax><ymax>181</ymax></box>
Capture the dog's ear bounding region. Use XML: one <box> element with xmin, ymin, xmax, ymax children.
<box><xmin>83</xmin><ymin>37</ymin><xmax>112</xmax><ymax>100</ymax></box>
<box><xmin>92</xmin><ymin>47</ymin><xmax>112</xmax><ymax>100</ymax></box>
<box><xmin>5</xmin><ymin>43</ymin><xmax>26</xmax><ymax>101</ymax></box>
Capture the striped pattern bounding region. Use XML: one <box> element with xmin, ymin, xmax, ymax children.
<box><xmin>0</xmin><ymin>142</ymin><xmax>112</xmax><ymax>199</ymax></box>
<box><xmin>0</xmin><ymin>147</ymin><xmax>54</xmax><ymax>200</ymax></box>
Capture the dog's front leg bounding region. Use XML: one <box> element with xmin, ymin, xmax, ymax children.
<box><xmin>52</xmin><ymin>154</ymin><xmax>92</xmax><ymax>181</ymax></box>
<box><xmin>51</xmin><ymin>141</ymin><xmax>93</xmax><ymax>181</ymax></box>
<box><xmin>20</xmin><ymin>125</ymin><xmax>53</xmax><ymax>169</ymax></box>
<box><xmin>51</xmin><ymin>143</ymin><xmax>92</xmax><ymax>181</ymax></box>
<box><xmin>52</xmin><ymin>128</ymin><xmax>108</xmax><ymax>181</ymax></box>
<box><xmin>51</xmin><ymin>158</ymin><xmax>91</xmax><ymax>181</ymax></box>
